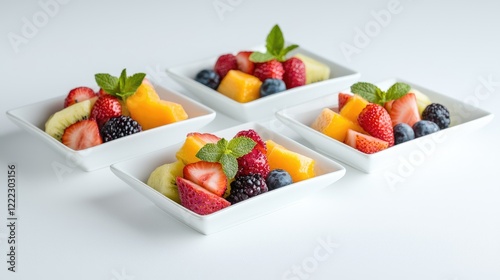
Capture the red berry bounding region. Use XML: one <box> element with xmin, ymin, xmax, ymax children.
<box><xmin>234</xmin><ymin>129</ymin><xmax>266</xmax><ymax>155</ymax></box>
<box><xmin>61</xmin><ymin>119</ymin><xmax>102</xmax><ymax>150</ymax></box>
<box><xmin>357</xmin><ymin>103</ymin><xmax>395</xmax><ymax>146</ymax></box>
<box><xmin>345</xmin><ymin>129</ymin><xmax>389</xmax><ymax>154</ymax></box>
<box><xmin>235</xmin><ymin>51</ymin><xmax>255</xmax><ymax>74</ymax></box>
<box><xmin>64</xmin><ymin>87</ymin><xmax>97</xmax><ymax>108</ymax></box>
<box><xmin>214</xmin><ymin>54</ymin><xmax>237</xmax><ymax>79</ymax></box>
<box><xmin>176</xmin><ymin>177</ymin><xmax>230</xmax><ymax>215</ymax></box>
<box><xmin>388</xmin><ymin>93</ymin><xmax>421</xmax><ymax>127</ymax></box>
<box><xmin>237</xmin><ymin>149</ymin><xmax>270</xmax><ymax>178</ymax></box>
<box><xmin>282</xmin><ymin>57</ymin><xmax>306</xmax><ymax>89</ymax></box>
<box><xmin>183</xmin><ymin>161</ymin><xmax>227</xmax><ymax>197</ymax></box>
<box><xmin>90</xmin><ymin>95</ymin><xmax>122</xmax><ymax>127</ymax></box>
<box><xmin>338</xmin><ymin>93</ymin><xmax>352</xmax><ymax>112</ymax></box>
<box><xmin>253</xmin><ymin>60</ymin><xmax>284</xmax><ymax>82</ymax></box>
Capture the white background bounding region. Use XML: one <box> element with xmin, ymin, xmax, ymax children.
<box><xmin>1</xmin><ymin>0</ymin><xmax>499</xmax><ymax>279</ymax></box>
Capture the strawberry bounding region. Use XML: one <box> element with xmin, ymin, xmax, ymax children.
<box><xmin>176</xmin><ymin>177</ymin><xmax>230</xmax><ymax>215</ymax></box>
<box><xmin>389</xmin><ymin>93</ymin><xmax>421</xmax><ymax>127</ymax></box>
<box><xmin>186</xmin><ymin>132</ymin><xmax>220</xmax><ymax>143</ymax></box>
<box><xmin>345</xmin><ymin>129</ymin><xmax>389</xmax><ymax>154</ymax></box>
<box><xmin>282</xmin><ymin>57</ymin><xmax>306</xmax><ymax>89</ymax></box>
<box><xmin>234</xmin><ymin>129</ymin><xmax>266</xmax><ymax>154</ymax></box>
<box><xmin>90</xmin><ymin>95</ymin><xmax>122</xmax><ymax>127</ymax></box>
<box><xmin>97</xmin><ymin>88</ymin><xmax>107</xmax><ymax>96</ymax></box>
<box><xmin>237</xmin><ymin>148</ymin><xmax>270</xmax><ymax>178</ymax></box>
<box><xmin>384</xmin><ymin>100</ymin><xmax>394</xmax><ymax>112</ymax></box>
<box><xmin>214</xmin><ymin>54</ymin><xmax>237</xmax><ymax>79</ymax></box>
<box><xmin>235</xmin><ymin>51</ymin><xmax>255</xmax><ymax>74</ymax></box>
<box><xmin>253</xmin><ymin>60</ymin><xmax>284</xmax><ymax>82</ymax></box>
<box><xmin>183</xmin><ymin>162</ymin><xmax>227</xmax><ymax>197</ymax></box>
<box><xmin>64</xmin><ymin>87</ymin><xmax>97</xmax><ymax>108</ymax></box>
<box><xmin>357</xmin><ymin>103</ymin><xmax>395</xmax><ymax>146</ymax></box>
<box><xmin>61</xmin><ymin>119</ymin><xmax>103</xmax><ymax>150</ymax></box>
<box><xmin>338</xmin><ymin>93</ymin><xmax>352</xmax><ymax>111</ymax></box>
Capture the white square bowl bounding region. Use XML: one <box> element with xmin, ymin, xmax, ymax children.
<box><xmin>166</xmin><ymin>43</ymin><xmax>360</xmax><ymax>122</ymax></box>
<box><xmin>275</xmin><ymin>78</ymin><xmax>494</xmax><ymax>173</ymax></box>
<box><xmin>110</xmin><ymin>122</ymin><xmax>346</xmax><ymax>235</ymax></box>
<box><xmin>6</xmin><ymin>85</ymin><xmax>216</xmax><ymax>171</ymax></box>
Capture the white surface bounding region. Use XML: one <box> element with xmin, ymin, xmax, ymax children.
<box><xmin>276</xmin><ymin>78</ymin><xmax>494</xmax><ymax>173</ymax></box>
<box><xmin>1</xmin><ymin>0</ymin><xmax>500</xmax><ymax>279</ymax></box>
<box><xmin>6</xmin><ymin>85</ymin><xmax>216</xmax><ymax>171</ymax></box>
<box><xmin>166</xmin><ymin>42</ymin><xmax>360</xmax><ymax>122</ymax></box>
<box><xmin>110</xmin><ymin>122</ymin><xmax>345</xmax><ymax>235</ymax></box>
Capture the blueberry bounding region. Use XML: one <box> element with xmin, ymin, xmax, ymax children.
<box><xmin>194</xmin><ymin>69</ymin><xmax>220</xmax><ymax>90</ymax></box>
<box><xmin>266</xmin><ymin>169</ymin><xmax>293</xmax><ymax>191</ymax></box>
<box><xmin>260</xmin><ymin>78</ymin><xmax>286</xmax><ymax>97</ymax></box>
<box><xmin>393</xmin><ymin>123</ymin><xmax>415</xmax><ymax>145</ymax></box>
<box><xmin>422</xmin><ymin>103</ymin><xmax>450</xmax><ymax>129</ymax></box>
<box><xmin>412</xmin><ymin>120</ymin><xmax>440</xmax><ymax>138</ymax></box>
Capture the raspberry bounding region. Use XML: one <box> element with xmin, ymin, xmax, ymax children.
<box><xmin>237</xmin><ymin>148</ymin><xmax>270</xmax><ymax>178</ymax></box>
<box><xmin>227</xmin><ymin>174</ymin><xmax>268</xmax><ymax>204</ymax></box>
<box><xmin>234</xmin><ymin>129</ymin><xmax>266</xmax><ymax>154</ymax></box>
<box><xmin>253</xmin><ymin>60</ymin><xmax>284</xmax><ymax>82</ymax></box>
<box><xmin>214</xmin><ymin>54</ymin><xmax>237</xmax><ymax>79</ymax></box>
<box><xmin>100</xmin><ymin>116</ymin><xmax>142</xmax><ymax>142</ymax></box>
<box><xmin>282</xmin><ymin>57</ymin><xmax>306</xmax><ymax>89</ymax></box>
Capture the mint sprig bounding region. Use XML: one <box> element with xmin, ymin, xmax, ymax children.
<box><xmin>196</xmin><ymin>137</ymin><xmax>256</xmax><ymax>179</ymax></box>
<box><xmin>351</xmin><ymin>82</ymin><xmax>410</xmax><ymax>105</ymax></box>
<box><xmin>249</xmin><ymin>24</ymin><xmax>299</xmax><ymax>63</ymax></box>
<box><xmin>95</xmin><ymin>69</ymin><xmax>146</xmax><ymax>101</ymax></box>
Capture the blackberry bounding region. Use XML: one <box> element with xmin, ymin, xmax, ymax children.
<box><xmin>422</xmin><ymin>103</ymin><xmax>450</xmax><ymax>129</ymax></box>
<box><xmin>412</xmin><ymin>120</ymin><xmax>439</xmax><ymax>138</ymax></box>
<box><xmin>266</xmin><ymin>169</ymin><xmax>293</xmax><ymax>191</ymax></box>
<box><xmin>260</xmin><ymin>78</ymin><xmax>286</xmax><ymax>97</ymax></box>
<box><xmin>195</xmin><ymin>69</ymin><xmax>221</xmax><ymax>90</ymax></box>
<box><xmin>393</xmin><ymin>123</ymin><xmax>415</xmax><ymax>145</ymax></box>
<box><xmin>227</xmin><ymin>174</ymin><xmax>268</xmax><ymax>204</ymax></box>
<box><xmin>100</xmin><ymin>116</ymin><xmax>142</xmax><ymax>142</ymax></box>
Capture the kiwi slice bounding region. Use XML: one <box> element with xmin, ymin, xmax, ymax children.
<box><xmin>147</xmin><ymin>160</ymin><xmax>185</xmax><ymax>203</ymax></box>
<box><xmin>294</xmin><ymin>53</ymin><xmax>331</xmax><ymax>84</ymax></box>
<box><xmin>45</xmin><ymin>97</ymin><xmax>97</xmax><ymax>141</ymax></box>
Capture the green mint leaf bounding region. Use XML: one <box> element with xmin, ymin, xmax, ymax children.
<box><xmin>220</xmin><ymin>154</ymin><xmax>238</xmax><ymax>179</ymax></box>
<box><xmin>122</xmin><ymin>72</ymin><xmax>146</xmax><ymax>96</ymax></box>
<box><xmin>249</xmin><ymin>52</ymin><xmax>275</xmax><ymax>63</ymax></box>
<box><xmin>351</xmin><ymin>82</ymin><xmax>383</xmax><ymax>104</ymax></box>
<box><xmin>277</xmin><ymin>44</ymin><xmax>299</xmax><ymax>61</ymax></box>
<box><xmin>386</xmin><ymin>82</ymin><xmax>410</xmax><ymax>101</ymax></box>
<box><xmin>196</xmin><ymin>143</ymin><xmax>223</xmax><ymax>162</ymax></box>
<box><xmin>95</xmin><ymin>73</ymin><xmax>119</xmax><ymax>94</ymax></box>
<box><xmin>266</xmin><ymin>24</ymin><xmax>284</xmax><ymax>56</ymax></box>
<box><xmin>227</xmin><ymin>136</ymin><xmax>256</xmax><ymax>158</ymax></box>
<box><xmin>118</xmin><ymin>68</ymin><xmax>127</xmax><ymax>92</ymax></box>
<box><xmin>217</xmin><ymin>138</ymin><xmax>229</xmax><ymax>151</ymax></box>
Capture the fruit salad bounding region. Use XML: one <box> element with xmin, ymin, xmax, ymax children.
<box><xmin>194</xmin><ymin>25</ymin><xmax>331</xmax><ymax>103</ymax></box>
<box><xmin>311</xmin><ymin>82</ymin><xmax>451</xmax><ymax>154</ymax></box>
<box><xmin>146</xmin><ymin>129</ymin><xmax>316</xmax><ymax>215</ymax></box>
<box><xmin>44</xmin><ymin>69</ymin><xmax>188</xmax><ymax>151</ymax></box>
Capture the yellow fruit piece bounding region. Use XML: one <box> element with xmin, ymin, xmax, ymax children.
<box><xmin>311</xmin><ymin>108</ymin><xmax>365</xmax><ymax>142</ymax></box>
<box><xmin>265</xmin><ymin>140</ymin><xmax>283</xmax><ymax>156</ymax></box>
<box><xmin>217</xmin><ymin>70</ymin><xmax>262</xmax><ymax>103</ymax></box>
<box><xmin>267</xmin><ymin>145</ymin><xmax>316</xmax><ymax>183</ymax></box>
<box><xmin>175</xmin><ymin>135</ymin><xmax>215</xmax><ymax>165</ymax></box>
<box><xmin>127</xmin><ymin>82</ymin><xmax>188</xmax><ymax>130</ymax></box>
<box><xmin>339</xmin><ymin>94</ymin><xmax>369</xmax><ymax>125</ymax></box>
<box><xmin>147</xmin><ymin>160</ymin><xmax>184</xmax><ymax>203</ymax></box>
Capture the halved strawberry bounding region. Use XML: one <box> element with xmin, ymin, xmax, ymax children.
<box><xmin>90</xmin><ymin>95</ymin><xmax>122</xmax><ymax>127</ymax></box>
<box><xmin>253</xmin><ymin>60</ymin><xmax>284</xmax><ymax>82</ymax></box>
<box><xmin>183</xmin><ymin>161</ymin><xmax>227</xmax><ymax>197</ymax></box>
<box><xmin>176</xmin><ymin>177</ymin><xmax>230</xmax><ymax>215</ymax></box>
<box><xmin>358</xmin><ymin>103</ymin><xmax>394</xmax><ymax>146</ymax></box>
<box><xmin>384</xmin><ymin>100</ymin><xmax>395</xmax><ymax>113</ymax></box>
<box><xmin>214</xmin><ymin>54</ymin><xmax>237</xmax><ymax>79</ymax></box>
<box><xmin>236</xmin><ymin>51</ymin><xmax>255</xmax><ymax>74</ymax></box>
<box><xmin>186</xmin><ymin>132</ymin><xmax>220</xmax><ymax>143</ymax></box>
<box><xmin>389</xmin><ymin>93</ymin><xmax>421</xmax><ymax>127</ymax></box>
<box><xmin>345</xmin><ymin>129</ymin><xmax>389</xmax><ymax>154</ymax></box>
<box><xmin>338</xmin><ymin>93</ymin><xmax>352</xmax><ymax>111</ymax></box>
<box><xmin>61</xmin><ymin>119</ymin><xmax>103</xmax><ymax>150</ymax></box>
<box><xmin>282</xmin><ymin>57</ymin><xmax>306</xmax><ymax>89</ymax></box>
<box><xmin>64</xmin><ymin>87</ymin><xmax>97</xmax><ymax>108</ymax></box>
<box><xmin>234</xmin><ymin>129</ymin><xmax>266</xmax><ymax>154</ymax></box>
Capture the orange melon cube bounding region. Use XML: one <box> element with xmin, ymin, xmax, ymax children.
<box><xmin>339</xmin><ymin>94</ymin><xmax>369</xmax><ymax>125</ymax></box>
<box><xmin>311</xmin><ymin>108</ymin><xmax>365</xmax><ymax>142</ymax></box>
<box><xmin>217</xmin><ymin>70</ymin><xmax>262</xmax><ymax>103</ymax></box>
<box><xmin>175</xmin><ymin>133</ymin><xmax>220</xmax><ymax>165</ymax></box>
<box><xmin>265</xmin><ymin>140</ymin><xmax>283</xmax><ymax>156</ymax></box>
<box><xmin>267</xmin><ymin>145</ymin><xmax>315</xmax><ymax>182</ymax></box>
